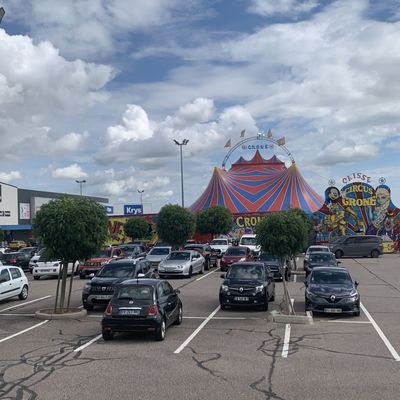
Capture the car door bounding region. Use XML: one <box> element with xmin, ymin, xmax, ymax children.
<box><xmin>0</xmin><ymin>268</ymin><xmax>18</xmax><ymax>300</ymax></box>
<box><xmin>157</xmin><ymin>282</ymin><xmax>171</xmax><ymax>323</ymax></box>
<box><xmin>343</xmin><ymin>237</ymin><xmax>357</xmax><ymax>256</ymax></box>
<box><xmin>9</xmin><ymin>267</ymin><xmax>24</xmax><ymax>294</ymax></box>
<box><xmin>162</xmin><ymin>281</ymin><xmax>178</xmax><ymax>326</ymax></box>
<box><xmin>264</xmin><ymin>266</ymin><xmax>274</xmax><ymax>298</ymax></box>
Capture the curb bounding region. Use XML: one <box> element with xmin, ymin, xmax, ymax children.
<box><xmin>36</xmin><ymin>308</ymin><xmax>87</xmax><ymax>320</ymax></box>
<box><xmin>270</xmin><ymin>310</ymin><xmax>313</xmax><ymax>324</ymax></box>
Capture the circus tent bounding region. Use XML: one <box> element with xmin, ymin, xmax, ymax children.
<box><xmin>190</xmin><ymin>150</ymin><xmax>323</xmax><ymax>214</ymax></box>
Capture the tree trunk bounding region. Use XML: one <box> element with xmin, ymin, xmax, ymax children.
<box><xmin>66</xmin><ymin>261</ymin><xmax>75</xmax><ymax>309</ymax></box>
<box><xmin>54</xmin><ymin>265</ymin><xmax>63</xmax><ymax>313</ymax></box>
<box><xmin>280</xmin><ymin>257</ymin><xmax>295</xmax><ymax>315</ymax></box>
<box><xmin>58</xmin><ymin>261</ymin><xmax>69</xmax><ymax>312</ymax></box>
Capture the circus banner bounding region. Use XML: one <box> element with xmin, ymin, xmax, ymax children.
<box><xmin>313</xmin><ymin>180</ymin><xmax>400</xmax><ymax>252</ymax></box>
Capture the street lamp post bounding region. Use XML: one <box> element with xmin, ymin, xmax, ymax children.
<box><xmin>173</xmin><ymin>139</ymin><xmax>189</xmax><ymax>207</ymax></box>
<box><xmin>75</xmin><ymin>180</ymin><xmax>86</xmax><ymax>196</ymax></box>
<box><xmin>137</xmin><ymin>189</ymin><xmax>144</xmax><ymax>205</ymax></box>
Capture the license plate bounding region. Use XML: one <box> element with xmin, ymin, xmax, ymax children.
<box><xmin>324</xmin><ymin>308</ymin><xmax>342</xmax><ymax>313</ymax></box>
<box><xmin>119</xmin><ymin>309</ymin><xmax>140</xmax><ymax>315</ymax></box>
<box><xmin>234</xmin><ymin>296</ymin><xmax>249</xmax><ymax>301</ymax></box>
<box><xmin>95</xmin><ymin>295</ymin><xmax>112</xmax><ymax>300</ymax></box>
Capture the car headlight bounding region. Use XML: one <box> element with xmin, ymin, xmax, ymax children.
<box><xmin>255</xmin><ymin>285</ymin><xmax>264</xmax><ymax>294</ymax></box>
<box><xmin>221</xmin><ymin>284</ymin><xmax>229</xmax><ymax>292</ymax></box>
<box><xmin>178</xmin><ymin>265</ymin><xmax>184</xmax><ymax>269</ymax></box>
<box><xmin>84</xmin><ymin>282</ymin><xmax>91</xmax><ymax>290</ymax></box>
<box><xmin>347</xmin><ymin>292</ymin><xmax>359</xmax><ymax>301</ymax></box>
<box><xmin>239</xmin><ymin>257</ymin><xmax>246</xmax><ymax>262</ymax></box>
<box><xmin>305</xmin><ymin>290</ymin><xmax>318</xmax><ymax>301</ymax></box>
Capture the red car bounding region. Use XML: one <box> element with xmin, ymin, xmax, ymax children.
<box><xmin>78</xmin><ymin>247</ymin><xmax>124</xmax><ymax>279</ymax></box>
<box><xmin>220</xmin><ymin>246</ymin><xmax>253</xmax><ymax>272</ymax></box>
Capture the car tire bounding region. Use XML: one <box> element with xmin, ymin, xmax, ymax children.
<box><xmin>260</xmin><ymin>300</ymin><xmax>269</xmax><ymax>311</ymax></box>
<box><xmin>102</xmin><ymin>330</ymin><xmax>113</xmax><ymax>341</ymax></box>
<box><xmin>19</xmin><ymin>285</ymin><xmax>29</xmax><ymax>300</ymax></box>
<box><xmin>188</xmin><ymin>266</ymin><xmax>193</xmax><ymax>278</ymax></box>
<box><xmin>270</xmin><ymin>291</ymin><xmax>275</xmax><ymax>302</ymax></box>
<box><xmin>155</xmin><ymin>318</ymin><xmax>166</xmax><ymax>341</ymax></box>
<box><xmin>371</xmin><ymin>250</ymin><xmax>379</xmax><ymax>258</ymax></box>
<box><xmin>174</xmin><ymin>304</ymin><xmax>183</xmax><ymax>325</ymax></box>
<box><xmin>353</xmin><ymin>310</ymin><xmax>360</xmax><ymax>317</ymax></box>
<box><xmin>220</xmin><ymin>303</ymin><xmax>227</xmax><ymax>310</ymax></box>
<box><xmin>33</xmin><ymin>276</ymin><xmax>40</xmax><ymax>280</ymax></box>
<box><xmin>335</xmin><ymin>250</ymin><xmax>343</xmax><ymax>259</ymax></box>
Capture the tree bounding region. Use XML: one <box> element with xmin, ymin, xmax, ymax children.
<box><xmin>123</xmin><ymin>217</ymin><xmax>150</xmax><ymax>242</ymax></box>
<box><xmin>196</xmin><ymin>206</ymin><xmax>232</xmax><ymax>238</ymax></box>
<box><xmin>255</xmin><ymin>211</ymin><xmax>309</xmax><ymax>314</ymax></box>
<box><xmin>33</xmin><ymin>197</ymin><xmax>108</xmax><ymax>313</ymax></box>
<box><xmin>157</xmin><ymin>204</ymin><xmax>195</xmax><ymax>249</ymax></box>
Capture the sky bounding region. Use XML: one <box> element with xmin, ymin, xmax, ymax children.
<box><xmin>1</xmin><ymin>0</ymin><xmax>400</xmax><ymax>212</ymax></box>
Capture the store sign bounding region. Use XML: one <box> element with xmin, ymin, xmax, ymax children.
<box><xmin>123</xmin><ymin>204</ymin><xmax>143</xmax><ymax>215</ymax></box>
<box><xmin>341</xmin><ymin>172</ymin><xmax>371</xmax><ymax>184</ymax></box>
<box><xmin>0</xmin><ymin>183</ymin><xmax>18</xmax><ymax>225</ymax></box>
<box><xmin>19</xmin><ymin>203</ymin><xmax>31</xmax><ymax>219</ymax></box>
<box><xmin>104</xmin><ymin>205</ymin><xmax>114</xmax><ymax>214</ymax></box>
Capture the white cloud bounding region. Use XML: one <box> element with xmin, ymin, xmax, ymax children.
<box><xmin>172</xmin><ymin>98</ymin><xmax>215</xmax><ymax>129</ymax></box>
<box><xmin>248</xmin><ymin>0</ymin><xmax>319</xmax><ymax>16</ymax></box>
<box><xmin>0</xmin><ymin>171</ymin><xmax>22</xmax><ymax>183</ymax></box>
<box><xmin>51</xmin><ymin>164</ymin><xmax>88</xmax><ymax>179</ymax></box>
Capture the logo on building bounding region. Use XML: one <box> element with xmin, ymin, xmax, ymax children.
<box><xmin>104</xmin><ymin>205</ymin><xmax>114</xmax><ymax>214</ymax></box>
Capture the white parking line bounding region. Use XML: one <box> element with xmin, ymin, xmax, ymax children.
<box><xmin>196</xmin><ymin>268</ymin><xmax>220</xmax><ymax>282</ymax></box>
<box><xmin>74</xmin><ymin>334</ymin><xmax>102</xmax><ymax>352</ymax></box>
<box><xmin>293</xmin><ymin>274</ymin><xmax>297</xmax><ymax>283</ymax></box>
<box><xmin>0</xmin><ymin>313</ymin><xmax>36</xmax><ymax>317</ymax></box>
<box><xmin>360</xmin><ymin>302</ymin><xmax>400</xmax><ymax>362</ymax></box>
<box><xmin>326</xmin><ymin>320</ymin><xmax>371</xmax><ymax>324</ymax></box>
<box><xmin>0</xmin><ymin>320</ymin><xmax>49</xmax><ymax>344</ymax></box>
<box><xmin>282</xmin><ymin>324</ymin><xmax>291</xmax><ymax>358</ymax></box>
<box><xmin>0</xmin><ymin>295</ymin><xmax>52</xmax><ymax>313</ymax></box>
<box><xmin>174</xmin><ymin>305</ymin><xmax>220</xmax><ymax>354</ymax></box>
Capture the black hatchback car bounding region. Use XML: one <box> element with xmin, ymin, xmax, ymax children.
<box><xmin>304</xmin><ymin>266</ymin><xmax>360</xmax><ymax>316</ymax></box>
<box><xmin>219</xmin><ymin>262</ymin><xmax>275</xmax><ymax>311</ymax></box>
<box><xmin>101</xmin><ymin>279</ymin><xmax>182</xmax><ymax>341</ymax></box>
<box><xmin>82</xmin><ymin>258</ymin><xmax>156</xmax><ymax>310</ymax></box>
<box><xmin>257</xmin><ymin>253</ymin><xmax>292</xmax><ymax>281</ymax></box>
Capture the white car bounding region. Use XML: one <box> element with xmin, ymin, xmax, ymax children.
<box><xmin>210</xmin><ymin>238</ymin><xmax>231</xmax><ymax>256</ymax></box>
<box><xmin>239</xmin><ymin>234</ymin><xmax>261</xmax><ymax>256</ymax></box>
<box><xmin>303</xmin><ymin>245</ymin><xmax>331</xmax><ymax>267</ymax></box>
<box><xmin>33</xmin><ymin>259</ymin><xmax>79</xmax><ymax>280</ymax></box>
<box><xmin>145</xmin><ymin>246</ymin><xmax>172</xmax><ymax>270</ymax></box>
<box><xmin>0</xmin><ymin>265</ymin><xmax>29</xmax><ymax>301</ymax></box>
<box><xmin>158</xmin><ymin>250</ymin><xmax>205</xmax><ymax>278</ymax></box>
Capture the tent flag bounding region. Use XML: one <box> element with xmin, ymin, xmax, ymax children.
<box><xmin>224</xmin><ymin>139</ymin><xmax>231</xmax><ymax>148</ymax></box>
<box><xmin>267</xmin><ymin>129</ymin><xmax>273</xmax><ymax>138</ymax></box>
<box><xmin>240</xmin><ymin>129</ymin><xmax>246</xmax><ymax>138</ymax></box>
<box><xmin>277</xmin><ymin>136</ymin><xmax>285</xmax><ymax>146</ymax></box>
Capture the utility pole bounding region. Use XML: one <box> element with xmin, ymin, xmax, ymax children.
<box><xmin>173</xmin><ymin>139</ymin><xmax>189</xmax><ymax>207</ymax></box>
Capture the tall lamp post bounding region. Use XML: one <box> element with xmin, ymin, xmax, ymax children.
<box><xmin>173</xmin><ymin>139</ymin><xmax>189</xmax><ymax>207</ymax></box>
<box><xmin>75</xmin><ymin>179</ymin><xmax>86</xmax><ymax>196</ymax></box>
<box><xmin>137</xmin><ymin>189</ymin><xmax>144</xmax><ymax>205</ymax></box>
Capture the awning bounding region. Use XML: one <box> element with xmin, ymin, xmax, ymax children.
<box><xmin>0</xmin><ymin>224</ymin><xmax>32</xmax><ymax>231</ymax></box>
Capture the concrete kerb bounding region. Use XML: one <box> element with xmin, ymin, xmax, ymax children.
<box><xmin>36</xmin><ymin>308</ymin><xmax>87</xmax><ymax>320</ymax></box>
<box><xmin>270</xmin><ymin>310</ymin><xmax>313</xmax><ymax>324</ymax></box>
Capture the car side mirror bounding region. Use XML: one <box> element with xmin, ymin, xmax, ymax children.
<box><xmin>354</xmin><ymin>281</ymin><xmax>359</xmax><ymax>287</ymax></box>
<box><xmin>220</xmin><ymin>274</ymin><xmax>226</xmax><ymax>279</ymax></box>
<box><xmin>137</xmin><ymin>273</ymin><xmax>145</xmax><ymax>278</ymax></box>
<box><xmin>174</xmin><ymin>289</ymin><xmax>181</xmax><ymax>294</ymax></box>
<box><xmin>89</xmin><ymin>273</ymin><xmax>95</xmax><ymax>278</ymax></box>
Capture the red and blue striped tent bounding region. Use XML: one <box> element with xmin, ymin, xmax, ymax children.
<box><xmin>190</xmin><ymin>151</ymin><xmax>323</xmax><ymax>214</ymax></box>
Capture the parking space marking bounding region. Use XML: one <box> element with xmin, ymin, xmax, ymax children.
<box><xmin>282</xmin><ymin>324</ymin><xmax>291</xmax><ymax>358</ymax></box>
<box><xmin>74</xmin><ymin>334</ymin><xmax>102</xmax><ymax>352</ymax></box>
<box><xmin>360</xmin><ymin>302</ymin><xmax>400</xmax><ymax>362</ymax></box>
<box><xmin>196</xmin><ymin>268</ymin><xmax>220</xmax><ymax>282</ymax></box>
<box><xmin>0</xmin><ymin>295</ymin><xmax>52</xmax><ymax>313</ymax></box>
<box><xmin>0</xmin><ymin>313</ymin><xmax>36</xmax><ymax>317</ymax></box>
<box><xmin>174</xmin><ymin>305</ymin><xmax>220</xmax><ymax>354</ymax></box>
<box><xmin>0</xmin><ymin>320</ymin><xmax>49</xmax><ymax>344</ymax></box>
<box><xmin>326</xmin><ymin>320</ymin><xmax>371</xmax><ymax>324</ymax></box>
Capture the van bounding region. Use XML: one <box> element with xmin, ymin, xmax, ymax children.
<box><xmin>328</xmin><ymin>235</ymin><xmax>383</xmax><ymax>259</ymax></box>
<box><xmin>239</xmin><ymin>234</ymin><xmax>261</xmax><ymax>256</ymax></box>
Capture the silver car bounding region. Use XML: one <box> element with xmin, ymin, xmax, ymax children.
<box><xmin>145</xmin><ymin>246</ymin><xmax>172</xmax><ymax>270</ymax></box>
<box><xmin>158</xmin><ymin>250</ymin><xmax>205</xmax><ymax>278</ymax></box>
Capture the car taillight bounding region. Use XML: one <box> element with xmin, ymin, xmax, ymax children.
<box><xmin>105</xmin><ymin>303</ymin><xmax>113</xmax><ymax>316</ymax></box>
<box><xmin>10</xmin><ymin>258</ymin><xmax>16</xmax><ymax>263</ymax></box>
<box><xmin>148</xmin><ymin>304</ymin><xmax>157</xmax><ymax>316</ymax></box>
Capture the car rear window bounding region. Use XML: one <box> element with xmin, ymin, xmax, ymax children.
<box><xmin>116</xmin><ymin>285</ymin><xmax>153</xmax><ymax>301</ymax></box>
<box><xmin>310</xmin><ymin>253</ymin><xmax>334</xmax><ymax>263</ymax></box>
<box><xmin>149</xmin><ymin>248</ymin><xmax>170</xmax><ymax>255</ymax></box>
<box><xmin>98</xmin><ymin>264</ymin><xmax>135</xmax><ymax>278</ymax></box>
<box><xmin>225</xmin><ymin>248</ymin><xmax>246</xmax><ymax>256</ymax></box>
<box><xmin>309</xmin><ymin>247</ymin><xmax>329</xmax><ymax>253</ymax></box>
<box><xmin>240</xmin><ymin>237</ymin><xmax>256</xmax><ymax>245</ymax></box>
<box><xmin>169</xmin><ymin>252</ymin><xmax>190</xmax><ymax>260</ymax></box>
<box><xmin>211</xmin><ymin>240</ymin><xmax>227</xmax><ymax>245</ymax></box>
<box><xmin>258</xmin><ymin>254</ymin><xmax>279</xmax><ymax>262</ymax></box>
<box><xmin>227</xmin><ymin>265</ymin><xmax>263</xmax><ymax>280</ymax></box>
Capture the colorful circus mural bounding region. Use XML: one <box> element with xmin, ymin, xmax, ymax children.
<box><xmin>313</xmin><ymin>180</ymin><xmax>400</xmax><ymax>252</ymax></box>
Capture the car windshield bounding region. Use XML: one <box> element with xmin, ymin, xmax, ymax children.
<box><xmin>211</xmin><ymin>240</ymin><xmax>227</xmax><ymax>245</ymax></box>
<box><xmin>330</xmin><ymin>237</ymin><xmax>345</xmax><ymax>244</ymax></box>
<box><xmin>94</xmin><ymin>249</ymin><xmax>112</xmax><ymax>258</ymax></box>
<box><xmin>116</xmin><ymin>285</ymin><xmax>153</xmax><ymax>300</ymax></box>
<box><xmin>98</xmin><ymin>264</ymin><xmax>135</xmax><ymax>278</ymax></box>
<box><xmin>185</xmin><ymin>246</ymin><xmax>203</xmax><ymax>253</ymax></box>
<box><xmin>308</xmin><ymin>247</ymin><xmax>329</xmax><ymax>253</ymax></box>
<box><xmin>149</xmin><ymin>248</ymin><xmax>170</xmax><ymax>255</ymax></box>
<box><xmin>227</xmin><ymin>265</ymin><xmax>263</xmax><ymax>280</ymax></box>
<box><xmin>309</xmin><ymin>253</ymin><xmax>334</xmax><ymax>263</ymax></box>
<box><xmin>225</xmin><ymin>248</ymin><xmax>247</xmax><ymax>256</ymax></box>
<box><xmin>168</xmin><ymin>252</ymin><xmax>190</xmax><ymax>260</ymax></box>
<box><xmin>241</xmin><ymin>237</ymin><xmax>256</xmax><ymax>245</ymax></box>
<box><xmin>311</xmin><ymin>270</ymin><xmax>352</xmax><ymax>285</ymax></box>
<box><xmin>120</xmin><ymin>246</ymin><xmax>139</xmax><ymax>256</ymax></box>
<box><xmin>258</xmin><ymin>254</ymin><xmax>279</xmax><ymax>262</ymax></box>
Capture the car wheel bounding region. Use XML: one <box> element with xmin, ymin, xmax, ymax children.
<box><xmin>33</xmin><ymin>276</ymin><xmax>40</xmax><ymax>280</ymax></box>
<box><xmin>260</xmin><ymin>300</ymin><xmax>269</xmax><ymax>311</ymax></box>
<box><xmin>353</xmin><ymin>310</ymin><xmax>360</xmax><ymax>317</ymax></box>
<box><xmin>188</xmin><ymin>266</ymin><xmax>193</xmax><ymax>278</ymax></box>
<box><xmin>270</xmin><ymin>291</ymin><xmax>275</xmax><ymax>302</ymax></box>
<box><xmin>335</xmin><ymin>250</ymin><xmax>343</xmax><ymax>259</ymax></box>
<box><xmin>19</xmin><ymin>285</ymin><xmax>29</xmax><ymax>300</ymax></box>
<box><xmin>371</xmin><ymin>249</ymin><xmax>379</xmax><ymax>258</ymax></box>
<box><xmin>102</xmin><ymin>330</ymin><xmax>114</xmax><ymax>341</ymax></box>
<box><xmin>174</xmin><ymin>304</ymin><xmax>183</xmax><ymax>325</ymax></box>
<box><xmin>220</xmin><ymin>303</ymin><xmax>227</xmax><ymax>310</ymax></box>
<box><xmin>155</xmin><ymin>318</ymin><xmax>166</xmax><ymax>341</ymax></box>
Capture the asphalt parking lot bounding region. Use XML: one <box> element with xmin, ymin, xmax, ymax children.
<box><xmin>1</xmin><ymin>255</ymin><xmax>400</xmax><ymax>400</ymax></box>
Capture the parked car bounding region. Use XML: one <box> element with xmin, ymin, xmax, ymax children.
<box><xmin>158</xmin><ymin>250</ymin><xmax>205</xmax><ymax>278</ymax></box>
<box><xmin>33</xmin><ymin>258</ymin><xmax>79</xmax><ymax>280</ymax></box>
<box><xmin>119</xmin><ymin>244</ymin><xmax>147</xmax><ymax>258</ymax></box>
<box><xmin>239</xmin><ymin>234</ymin><xmax>261</xmax><ymax>257</ymax></box>
<box><xmin>101</xmin><ymin>278</ymin><xmax>182</xmax><ymax>341</ymax></box>
<box><xmin>0</xmin><ymin>265</ymin><xmax>29</xmax><ymax>301</ymax></box>
<box><xmin>329</xmin><ymin>235</ymin><xmax>383</xmax><ymax>259</ymax></box>
<box><xmin>0</xmin><ymin>252</ymin><xmax>19</xmax><ymax>268</ymax></box>
<box><xmin>145</xmin><ymin>246</ymin><xmax>172</xmax><ymax>270</ymax></box>
<box><xmin>183</xmin><ymin>243</ymin><xmax>217</xmax><ymax>270</ymax></box>
<box><xmin>219</xmin><ymin>262</ymin><xmax>275</xmax><ymax>310</ymax></box>
<box><xmin>220</xmin><ymin>246</ymin><xmax>252</xmax><ymax>272</ymax></box>
<box><xmin>209</xmin><ymin>238</ymin><xmax>231</xmax><ymax>256</ymax></box>
<box><xmin>304</xmin><ymin>266</ymin><xmax>360</xmax><ymax>316</ymax></box>
<box><xmin>304</xmin><ymin>245</ymin><xmax>331</xmax><ymax>267</ymax></box>
<box><xmin>8</xmin><ymin>240</ymin><xmax>27</xmax><ymax>250</ymax></box>
<box><xmin>78</xmin><ymin>247</ymin><xmax>124</xmax><ymax>279</ymax></box>
<box><xmin>258</xmin><ymin>253</ymin><xmax>292</xmax><ymax>281</ymax></box>
<box><xmin>12</xmin><ymin>247</ymin><xmax>37</xmax><ymax>271</ymax></box>
<box><xmin>82</xmin><ymin>258</ymin><xmax>156</xmax><ymax>310</ymax></box>
<box><xmin>304</xmin><ymin>251</ymin><xmax>338</xmax><ymax>276</ymax></box>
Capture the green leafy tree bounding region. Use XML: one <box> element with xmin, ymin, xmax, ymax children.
<box><xmin>157</xmin><ymin>204</ymin><xmax>195</xmax><ymax>249</ymax></box>
<box><xmin>196</xmin><ymin>206</ymin><xmax>232</xmax><ymax>238</ymax></box>
<box><xmin>123</xmin><ymin>217</ymin><xmax>150</xmax><ymax>242</ymax></box>
<box><xmin>33</xmin><ymin>197</ymin><xmax>108</xmax><ymax>313</ymax></box>
<box><xmin>255</xmin><ymin>211</ymin><xmax>308</xmax><ymax>314</ymax></box>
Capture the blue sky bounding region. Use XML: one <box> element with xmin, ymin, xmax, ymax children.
<box><xmin>1</xmin><ymin>0</ymin><xmax>400</xmax><ymax>211</ymax></box>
